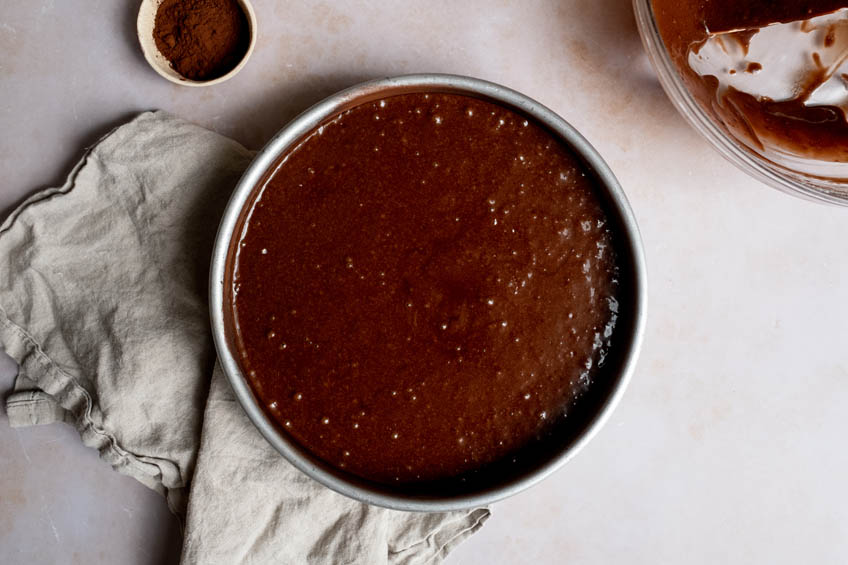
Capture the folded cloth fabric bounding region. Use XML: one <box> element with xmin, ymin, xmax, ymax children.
<box><xmin>0</xmin><ymin>111</ymin><xmax>489</xmax><ymax>563</ymax></box>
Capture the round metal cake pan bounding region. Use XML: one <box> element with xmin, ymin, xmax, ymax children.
<box><xmin>210</xmin><ymin>74</ymin><xmax>647</xmax><ymax>512</ymax></box>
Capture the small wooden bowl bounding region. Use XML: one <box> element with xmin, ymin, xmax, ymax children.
<box><xmin>137</xmin><ymin>0</ymin><xmax>258</xmax><ymax>87</ymax></box>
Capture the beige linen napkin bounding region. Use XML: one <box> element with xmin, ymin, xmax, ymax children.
<box><xmin>0</xmin><ymin>111</ymin><xmax>489</xmax><ymax>563</ymax></box>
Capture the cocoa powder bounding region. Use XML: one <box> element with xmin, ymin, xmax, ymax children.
<box><xmin>153</xmin><ymin>0</ymin><xmax>250</xmax><ymax>81</ymax></box>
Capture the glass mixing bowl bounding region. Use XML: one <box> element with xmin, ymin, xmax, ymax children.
<box><xmin>633</xmin><ymin>0</ymin><xmax>848</xmax><ymax>206</ymax></box>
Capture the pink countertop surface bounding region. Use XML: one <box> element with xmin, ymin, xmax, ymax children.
<box><xmin>2</xmin><ymin>1</ymin><xmax>848</xmax><ymax>563</ymax></box>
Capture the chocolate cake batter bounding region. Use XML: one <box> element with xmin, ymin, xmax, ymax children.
<box><xmin>231</xmin><ymin>93</ymin><xmax>620</xmax><ymax>484</ymax></box>
<box><xmin>652</xmin><ymin>0</ymin><xmax>848</xmax><ymax>164</ymax></box>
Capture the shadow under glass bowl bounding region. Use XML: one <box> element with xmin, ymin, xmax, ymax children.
<box><xmin>209</xmin><ymin>74</ymin><xmax>648</xmax><ymax>512</ymax></box>
<box><xmin>633</xmin><ymin>0</ymin><xmax>848</xmax><ymax>206</ymax></box>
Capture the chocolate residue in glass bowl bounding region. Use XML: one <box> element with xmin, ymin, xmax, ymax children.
<box><xmin>652</xmin><ymin>0</ymin><xmax>848</xmax><ymax>179</ymax></box>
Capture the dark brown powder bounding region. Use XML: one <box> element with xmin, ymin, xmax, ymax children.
<box><xmin>153</xmin><ymin>0</ymin><xmax>250</xmax><ymax>81</ymax></box>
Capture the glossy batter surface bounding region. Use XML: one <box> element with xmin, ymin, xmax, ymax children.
<box><xmin>232</xmin><ymin>93</ymin><xmax>620</xmax><ymax>483</ymax></box>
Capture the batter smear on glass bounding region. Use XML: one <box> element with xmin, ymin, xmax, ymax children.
<box><xmin>231</xmin><ymin>93</ymin><xmax>621</xmax><ymax>484</ymax></box>
<box><xmin>652</xmin><ymin>0</ymin><xmax>848</xmax><ymax>171</ymax></box>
